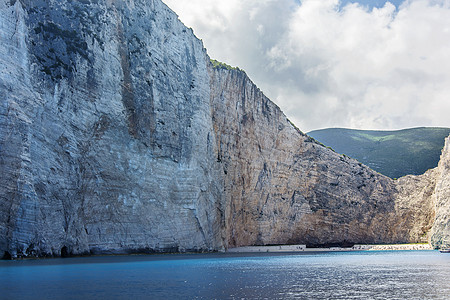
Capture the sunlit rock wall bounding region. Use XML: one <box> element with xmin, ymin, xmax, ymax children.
<box><xmin>0</xmin><ymin>0</ymin><xmax>225</xmax><ymax>258</ymax></box>
<box><xmin>430</xmin><ymin>137</ymin><xmax>450</xmax><ymax>248</ymax></box>
<box><xmin>209</xmin><ymin>67</ymin><xmax>434</xmax><ymax>247</ymax></box>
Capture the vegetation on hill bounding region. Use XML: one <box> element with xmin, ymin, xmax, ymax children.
<box><xmin>210</xmin><ymin>59</ymin><xmax>242</xmax><ymax>71</ymax></box>
<box><xmin>307</xmin><ymin>127</ymin><xmax>450</xmax><ymax>179</ymax></box>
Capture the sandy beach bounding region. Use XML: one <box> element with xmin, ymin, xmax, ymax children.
<box><xmin>227</xmin><ymin>243</ymin><xmax>433</xmax><ymax>253</ymax></box>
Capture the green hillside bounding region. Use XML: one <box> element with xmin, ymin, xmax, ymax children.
<box><xmin>307</xmin><ymin>127</ymin><xmax>450</xmax><ymax>179</ymax></box>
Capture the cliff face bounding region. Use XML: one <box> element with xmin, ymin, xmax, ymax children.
<box><xmin>0</xmin><ymin>0</ymin><xmax>448</xmax><ymax>258</ymax></box>
<box><xmin>1</xmin><ymin>0</ymin><xmax>225</xmax><ymax>258</ymax></box>
<box><xmin>209</xmin><ymin>68</ymin><xmax>434</xmax><ymax>247</ymax></box>
<box><xmin>431</xmin><ymin>137</ymin><xmax>450</xmax><ymax>247</ymax></box>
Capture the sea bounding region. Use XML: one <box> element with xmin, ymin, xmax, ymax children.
<box><xmin>1</xmin><ymin>250</ymin><xmax>449</xmax><ymax>299</ymax></box>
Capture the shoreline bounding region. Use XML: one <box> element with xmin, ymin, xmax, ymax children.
<box><xmin>227</xmin><ymin>243</ymin><xmax>434</xmax><ymax>253</ymax></box>
<box><xmin>1</xmin><ymin>243</ymin><xmax>435</xmax><ymax>261</ymax></box>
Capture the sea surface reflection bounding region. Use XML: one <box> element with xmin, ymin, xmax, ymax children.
<box><xmin>1</xmin><ymin>250</ymin><xmax>449</xmax><ymax>299</ymax></box>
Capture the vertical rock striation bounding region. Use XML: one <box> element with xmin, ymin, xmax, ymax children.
<box><xmin>1</xmin><ymin>0</ymin><xmax>225</xmax><ymax>258</ymax></box>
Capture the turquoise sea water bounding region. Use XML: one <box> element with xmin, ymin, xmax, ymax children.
<box><xmin>1</xmin><ymin>251</ymin><xmax>449</xmax><ymax>299</ymax></box>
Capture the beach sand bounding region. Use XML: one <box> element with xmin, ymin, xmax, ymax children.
<box><xmin>227</xmin><ymin>243</ymin><xmax>433</xmax><ymax>253</ymax></box>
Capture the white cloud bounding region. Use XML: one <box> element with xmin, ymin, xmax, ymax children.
<box><xmin>164</xmin><ymin>0</ymin><xmax>450</xmax><ymax>132</ymax></box>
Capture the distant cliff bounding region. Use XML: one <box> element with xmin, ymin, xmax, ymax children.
<box><xmin>0</xmin><ymin>0</ymin><xmax>448</xmax><ymax>259</ymax></box>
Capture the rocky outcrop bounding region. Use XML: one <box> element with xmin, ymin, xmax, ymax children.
<box><xmin>393</xmin><ymin>170</ymin><xmax>437</xmax><ymax>243</ymax></box>
<box><xmin>0</xmin><ymin>0</ymin><xmax>448</xmax><ymax>258</ymax></box>
<box><xmin>209</xmin><ymin>67</ymin><xmax>435</xmax><ymax>247</ymax></box>
<box><xmin>430</xmin><ymin>137</ymin><xmax>450</xmax><ymax>248</ymax></box>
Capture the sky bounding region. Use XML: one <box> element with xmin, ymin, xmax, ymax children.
<box><xmin>163</xmin><ymin>0</ymin><xmax>450</xmax><ymax>132</ymax></box>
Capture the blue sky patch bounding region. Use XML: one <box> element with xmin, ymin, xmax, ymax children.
<box><xmin>341</xmin><ymin>0</ymin><xmax>405</xmax><ymax>9</ymax></box>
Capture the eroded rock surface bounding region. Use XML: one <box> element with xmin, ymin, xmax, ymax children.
<box><xmin>1</xmin><ymin>0</ymin><xmax>225</xmax><ymax>258</ymax></box>
<box><xmin>430</xmin><ymin>137</ymin><xmax>450</xmax><ymax>247</ymax></box>
<box><xmin>209</xmin><ymin>67</ymin><xmax>436</xmax><ymax>248</ymax></box>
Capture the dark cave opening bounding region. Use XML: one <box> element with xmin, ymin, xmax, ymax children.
<box><xmin>61</xmin><ymin>246</ymin><xmax>70</xmax><ymax>258</ymax></box>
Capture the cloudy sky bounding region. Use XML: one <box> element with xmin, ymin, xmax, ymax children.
<box><xmin>164</xmin><ymin>0</ymin><xmax>450</xmax><ymax>132</ymax></box>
